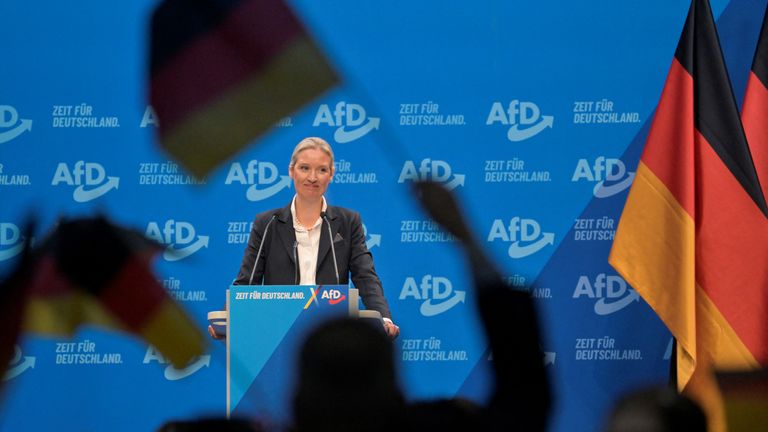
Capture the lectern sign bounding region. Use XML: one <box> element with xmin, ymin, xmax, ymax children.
<box><xmin>227</xmin><ymin>285</ymin><xmax>350</xmax><ymax>426</ymax></box>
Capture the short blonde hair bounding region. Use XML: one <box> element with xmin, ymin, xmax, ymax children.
<box><xmin>289</xmin><ymin>137</ymin><xmax>335</xmax><ymax>171</ymax></box>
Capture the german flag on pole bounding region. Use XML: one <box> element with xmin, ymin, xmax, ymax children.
<box><xmin>609</xmin><ymin>1</ymin><xmax>768</xmax><ymax>431</ymax></box>
<box><xmin>150</xmin><ymin>0</ymin><xmax>338</xmax><ymax>178</ymax></box>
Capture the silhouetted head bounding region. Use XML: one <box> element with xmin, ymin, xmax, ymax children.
<box><xmin>156</xmin><ymin>416</ymin><xmax>264</xmax><ymax>432</ymax></box>
<box><xmin>292</xmin><ymin>317</ymin><xmax>404</xmax><ymax>432</ymax></box>
<box><xmin>604</xmin><ymin>386</ymin><xmax>707</xmax><ymax>432</ymax></box>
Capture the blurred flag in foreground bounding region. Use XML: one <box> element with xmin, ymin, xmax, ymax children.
<box><xmin>149</xmin><ymin>0</ymin><xmax>338</xmax><ymax>178</ymax></box>
<box><xmin>1</xmin><ymin>216</ymin><xmax>205</xmax><ymax>370</ymax></box>
<box><xmin>716</xmin><ymin>368</ymin><xmax>768</xmax><ymax>432</ymax></box>
<box><xmin>609</xmin><ymin>1</ymin><xmax>768</xmax><ymax>431</ymax></box>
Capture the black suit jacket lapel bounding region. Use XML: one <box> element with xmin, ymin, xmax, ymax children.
<box><xmin>275</xmin><ymin>205</ymin><xmax>297</xmax><ymax>265</ymax></box>
<box><xmin>317</xmin><ymin>206</ymin><xmax>340</xmax><ymax>271</ymax></box>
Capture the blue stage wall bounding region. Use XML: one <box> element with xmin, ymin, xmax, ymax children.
<box><xmin>0</xmin><ymin>0</ymin><xmax>764</xmax><ymax>431</ymax></box>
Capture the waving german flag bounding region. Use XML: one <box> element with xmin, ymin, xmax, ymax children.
<box><xmin>0</xmin><ymin>217</ymin><xmax>206</xmax><ymax>370</ymax></box>
<box><xmin>609</xmin><ymin>1</ymin><xmax>768</xmax><ymax>430</ymax></box>
<box><xmin>150</xmin><ymin>0</ymin><xmax>338</xmax><ymax>178</ymax></box>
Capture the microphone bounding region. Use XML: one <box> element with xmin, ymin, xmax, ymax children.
<box><xmin>321</xmin><ymin>211</ymin><xmax>340</xmax><ymax>285</ymax></box>
<box><xmin>293</xmin><ymin>240</ymin><xmax>299</xmax><ymax>285</ymax></box>
<box><xmin>248</xmin><ymin>214</ymin><xmax>277</xmax><ymax>285</ymax></box>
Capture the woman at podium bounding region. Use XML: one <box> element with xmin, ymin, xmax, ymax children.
<box><xmin>228</xmin><ymin>137</ymin><xmax>399</xmax><ymax>338</ymax></box>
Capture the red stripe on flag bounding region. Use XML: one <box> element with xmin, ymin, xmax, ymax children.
<box><xmin>694</xmin><ymin>129</ymin><xmax>768</xmax><ymax>362</ymax></box>
<box><xmin>742</xmin><ymin>71</ymin><xmax>768</xmax><ymax>200</ymax></box>
<box><xmin>27</xmin><ymin>256</ymin><xmax>74</xmax><ymax>297</ymax></box>
<box><xmin>151</xmin><ymin>0</ymin><xmax>303</xmax><ymax>133</ymax></box>
<box><xmin>98</xmin><ymin>256</ymin><xmax>167</xmax><ymax>331</ymax></box>
<box><xmin>641</xmin><ymin>58</ymin><xmax>696</xmax><ymax>218</ymax></box>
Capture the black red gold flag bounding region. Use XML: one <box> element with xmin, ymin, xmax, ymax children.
<box><xmin>149</xmin><ymin>0</ymin><xmax>338</xmax><ymax>178</ymax></box>
<box><xmin>3</xmin><ymin>217</ymin><xmax>205</xmax><ymax>369</ymax></box>
<box><xmin>609</xmin><ymin>1</ymin><xmax>768</xmax><ymax>430</ymax></box>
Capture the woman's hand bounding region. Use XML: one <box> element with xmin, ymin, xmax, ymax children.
<box><xmin>208</xmin><ymin>324</ymin><xmax>225</xmax><ymax>340</ymax></box>
<box><xmin>383</xmin><ymin>320</ymin><xmax>400</xmax><ymax>339</ymax></box>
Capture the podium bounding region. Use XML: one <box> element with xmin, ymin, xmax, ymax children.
<box><xmin>208</xmin><ymin>285</ymin><xmax>381</xmax><ymax>426</ymax></box>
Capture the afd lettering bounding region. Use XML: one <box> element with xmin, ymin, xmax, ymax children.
<box><xmin>0</xmin><ymin>105</ymin><xmax>32</xmax><ymax>143</ymax></box>
<box><xmin>312</xmin><ymin>102</ymin><xmax>380</xmax><ymax>143</ymax></box>
<box><xmin>143</xmin><ymin>346</ymin><xmax>210</xmax><ymax>381</ymax></box>
<box><xmin>140</xmin><ymin>105</ymin><xmax>158</xmax><ymax>128</ymax></box>
<box><xmin>3</xmin><ymin>346</ymin><xmax>35</xmax><ymax>381</ymax></box>
<box><xmin>0</xmin><ymin>223</ymin><xmax>24</xmax><ymax>261</ymax></box>
<box><xmin>399</xmin><ymin>275</ymin><xmax>466</xmax><ymax>317</ymax></box>
<box><xmin>51</xmin><ymin>161</ymin><xmax>120</xmax><ymax>202</ymax></box>
<box><xmin>486</xmin><ymin>100</ymin><xmax>553</xmax><ymax>142</ymax></box>
<box><xmin>146</xmin><ymin>220</ymin><xmax>209</xmax><ymax>261</ymax></box>
<box><xmin>398</xmin><ymin>159</ymin><xmax>465</xmax><ymax>190</ymax></box>
<box><xmin>487</xmin><ymin>217</ymin><xmax>554</xmax><ymax>258</ymax></box>
<box><xmin>572</xmin><ymin>273</ymin><xmax>639</xmax><ymax>315</ymax></box>
<box><xmin>320</xmin><ymin>289</ymin><xmax>346</xmax><ymax>305</ymax></box>
<box><xmin>225</xmin><ymin>161</ymin><xmax>291</xmax><ymax>201</ymax></box>
<box><xmin>571</xmin><ymin>157</ymin><xmax>635</xmax><ymax>198</ymax></box>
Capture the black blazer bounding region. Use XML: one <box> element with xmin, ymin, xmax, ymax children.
<box><xmin>234</xmin><ymin>203</ymin><xmax>392</xmax><ymax>319</ymax></box>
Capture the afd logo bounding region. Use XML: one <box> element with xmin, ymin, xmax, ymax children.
<box><xmin>0</xmin><ymin>105</ymin><xmax>32</xmax><ymax>144</ymax></box>
<box><xmin>143</xmin><ymin>346</ymin><xmax>210</xmax><ymax>381</ymax></box>
<box><xmin>51</xmin><ymin>161</ymin><xmax>120</xmax><ymax>202</ymax></box>
<box><xmin>363</xmin><ymin>224</ymin><xmax>381</xmax><ymax>250</ymax></box>
<box><xmin>225</xmin><ymin>160</ymin><xmax>291</xmax><ymax>201</ymax></box>
<box><xmin>145</xmin><ymin>220</ymin><xmax>209</xmax><ymax>261</ymax></box>
<box><xmin>573</xmin><ymin>273</ymin><xmax>639</xmax><ymax>315</ymax></box>
<box><xmin>397</xmin><ymin>159</ymin><xmax>465</xmax><ymax>190</ymax></box>
<box><xmin>3</xmin><ymin>346</ymin><xmax>35</xmax><ymax>381</ymax></box>
<box><xmin>486</xmin><ymin>100</ymin><xmax>553</xmax><ymax>142</ymax></box>
<box><xmin>321</xmin><ymin>288</ymin><xmax>346</xmax><ymax>305</ymax></box>
<box><xmin>487</xmin><ymin>217</ymin><xmax>554</xmax><ymax>258</ymax></box>
<box><xmin>312</xmin><ymin>102</ymin><xmax>380</xmax><ymax>143</ymax></box>
<box><xmin>572</xmin><ymin>157</ymin><xmax>635</xmax><ymax>198</ymax></box>
<box><xmin>399</xmin><ymin>275</ymin><xmax>465</xmax><ymax>317</ymax></box>
<box><xmin>0</xmin><ymin>223</ymin><xmax>25</xmax><ymax>261</ymax></box>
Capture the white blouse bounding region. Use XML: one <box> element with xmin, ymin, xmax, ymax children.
<box><xmin>290</xmin><ymin>195</ymin><xmax>327</xmax><ymax>285</ymax></box>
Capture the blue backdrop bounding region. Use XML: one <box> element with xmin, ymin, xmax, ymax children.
<box><xmin>1</xmin><ymin>0</ymin><xmax>765</xmax><ymax>431</ymax></box>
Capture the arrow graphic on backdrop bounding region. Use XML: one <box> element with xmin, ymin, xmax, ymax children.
<box><xmin>506</xmin><ymin>116</ymin><xmax>553</xmax><ymax>141</ymax></box>
<box><xmin>443</xmin><ymin>174</ymin><xmax>465</xmax><ymax>190</ymax></box>
<box><xmin>419</xmin><ymin>290</ymin><xmax>466</xmax><ymax>316</ymax></box>
<box><xmin>507</xmin><ymin>232</ymin><xmax>555</xmax><ymax>258</ymax></box>
<box><xmin>246</xmin><ymin>176</ymin><xmax>291</xmax><ymax>201</ymax></box>
<box><xmin>163</xmin><ymin>236</ymin><xmax>209</xmax><ymax>261</ymax></box>
<box><xmin>366</xmin><ymin>234</ymin><xmax>381</xmax><ymax>249</ymax></box>
<box><xmin>163</xmin><ymin>355</ymin><xmax>210</xmax><ymax>380</ymax></box>
<box><xmin>0</xmin><ymin>119</ymin><xmax>32</xmax><ymax>144</ymax></box>
<box><xmin>593</xmin><ymin>290</ymin><xmax>640</xmax><ymax>315</ymax></box>
<box><xmin>4</xmin><ymin>357</ymin><xmax>35</xmax><ymax>380</ymax></box>
<box><xmin>593</xmin><ymin>172</ymin><xmax>635</xmax><ymax>198</ymax></box>
<box><xmin>334</xmin><ymin>117</ymin><xmax>380</xmax><ymax>143</ymax></box>
<box><xmin>73</xmin><ymin>177</ymin><xmax>120</xmax><ymax>202</ymax></box>
<box><xmin>0</xmin><ymin>242</ymin><xmax>24</xmax><ymax>261</ymax></box>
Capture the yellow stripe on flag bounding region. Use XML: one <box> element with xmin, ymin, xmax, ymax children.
<box><xmin>610</xmin><ymin>161</ymin><xmax>761</xmax><ymax>432</ymax></box>
<box><xmin>609</xmin><ymin>161</ymin><xmax>698</xmax><ymax>384</ymax></box>
<box><xmin>25</xmin><ymin>291</ymin><xmax>120</xmax><ymax>335</ymax></box>
<box><xmin>140</xmin><ymin>300</ymin><xmax>206</xmax><ymax>369</ymax></box>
